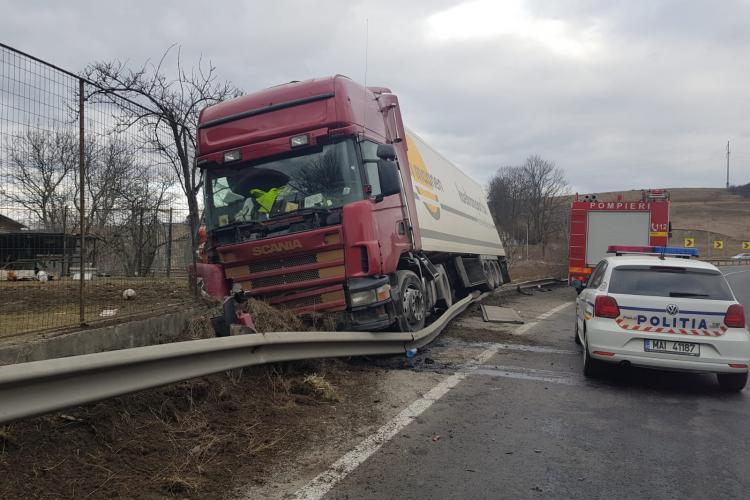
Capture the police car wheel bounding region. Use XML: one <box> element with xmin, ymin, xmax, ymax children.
<box><xmin>582</xmin><ymin>330</ymin><xmax>602</xmax><ymax>378</ymax></box>
<box><xmin>717</xmin><ymin>372</ymin><xmax>748</xmax><ymax>392</ymax></box>
<box><xmin>574</xmin><ymin>318</ymin><xmax>582</xmax><ymax>345</ymax></box>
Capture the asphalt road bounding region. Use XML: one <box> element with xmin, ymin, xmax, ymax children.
<box><xmin>323</xmin><ymin>279</ymin><xmax>750</xmax><ymax>499</ymax></box>
<box><xmin>722</xmin><ymin>265</ymin><xmax>750</xmax><ymax>311</ymax></box>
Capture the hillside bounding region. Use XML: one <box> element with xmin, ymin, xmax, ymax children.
<box><xmin>582</xmin><ymin>188</ymin><xmax>750</xmax><ymax>257</ymax></box>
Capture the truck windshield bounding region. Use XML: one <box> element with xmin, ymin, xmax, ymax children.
<box><xmin>204</xmin><ymin>139</ymin><xmax>363</xmax><ymax>230</ymax></box>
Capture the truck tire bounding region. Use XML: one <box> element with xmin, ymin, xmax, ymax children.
<box><xmin>491</xmin><ymin>261</ymin><xmax>502</xmax><ymax>289</ymax></box>
<box><xmin>396</xmin><ymin>270</ymin><xmax>426</xmax><ymax>332</ymax></box>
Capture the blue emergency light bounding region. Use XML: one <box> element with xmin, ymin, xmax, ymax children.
<box><xmin>607</xmin><ymin>245</ymin><xmax>699</xmax><ymax>258</ymax></box>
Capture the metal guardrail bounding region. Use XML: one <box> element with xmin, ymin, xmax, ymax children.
<box><xmin>0</xmin><ymin>277</ymin><xmax>567</xmax><ymax>424</ymax></box>
<box><xmin>702</xmin><ymin>258</ymin><xmax>750</xmax><ymax>266</ymax></box>
<box><xmin>0</xmin><ymin>291</ymin><xmax>482</xmax><ymax>424</ymax></box>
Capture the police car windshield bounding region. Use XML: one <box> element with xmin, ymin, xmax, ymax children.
<box><xmin>205</xmin><ymin>139</ymin><xmax>363</xmax><ymax>230</ymax></box>
<box><xmin>608</xmin><ymin>266</ymin><xmax>733</xmax><ymax>301</ymax></box>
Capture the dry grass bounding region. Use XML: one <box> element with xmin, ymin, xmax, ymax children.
<box><xmin>242</xmin><ymin>299</ymin><xmax>305</xmax><ymax>332</ymax></box>
<box><xmin>0</xmin><ymin>359</ymin><xmax>356</xmax><ymax>498</ymax></box>
<box><xmin>509</xmin><ymin>260</ymin><xmax>567</xmax><ymax>282</ymax></box>
<box><xmin>291</xmin><ymin>374</ymin><xmax>340</xmax><ymax>402</ymax></box>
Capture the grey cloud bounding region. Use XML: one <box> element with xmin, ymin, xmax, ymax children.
<box><xmin>1</xmin><ymin>0</ymin><xmax>748</xmax><ymax>193</ymax></box>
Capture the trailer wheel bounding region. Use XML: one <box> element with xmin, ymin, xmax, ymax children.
<box><xmin>479</xmin><ymin>261</ymin><xmax>494</xmax><ymax>292</ymax></box>
<box><xmin>490</xmin><ymin>261</ymin><xmax>502</xmax><ymax>288</ymax></box>
<box><xmin>396</xmin><ymin>270</ymin><xmax>426</xmax><ymax>332</ymax></box>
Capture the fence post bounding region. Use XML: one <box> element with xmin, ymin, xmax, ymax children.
<box><xmin>166</xmin><ymin>208</ymin><xmax>173</xmax><ymax>278</ymax></box>
<box><xmin>62</xmin><ymin>206</ymin><xmax>68</xmax><ymax>277</ymax></box>
<box><xmin>137</xmin><ymin>207</ymin><xmax>144</xmax><ymax>276</ymax></box>
<box><xmin>78</xmin><ymin>78</ymin><xmax>86</xmax><ymax>326</ymax></box>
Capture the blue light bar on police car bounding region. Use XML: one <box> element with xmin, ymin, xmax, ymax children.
<box><xmin>652</xmin><ymin>246</ymin><xmax>699</xmax><ymax>257</ymax></box>
<box><xmin>607</xmin><ymin>245</ymin><xmax>699</xmax><ymax>258</ymax></box>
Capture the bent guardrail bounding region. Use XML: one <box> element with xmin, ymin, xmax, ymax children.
<box><xmin>0</xmin><ymin>292</ymin><xmax>480</xmax><ymax>424</ymax></box>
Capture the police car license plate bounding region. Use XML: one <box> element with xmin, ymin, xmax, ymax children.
<box><xmin>644</xmin><ymin>339</ymin><xmax>699</xmax><ymax>356</ymax></box>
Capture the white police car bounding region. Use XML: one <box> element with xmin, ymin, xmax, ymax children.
<box><xmin>573</xmin><ymin>246</ymin><xmax>750</xmax><ymax>391</ymax></box>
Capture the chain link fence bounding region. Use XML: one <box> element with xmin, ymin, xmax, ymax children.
<box><xmin>1</xmin><ymin>43</ymin><xmax>197</xmax><ymax>339</ymax></box>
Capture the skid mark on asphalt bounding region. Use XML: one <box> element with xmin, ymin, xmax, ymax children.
<box><xmin>287</xmin><ymin>301</ymin><xmax>573</xmax><ymax>500</ymax></box>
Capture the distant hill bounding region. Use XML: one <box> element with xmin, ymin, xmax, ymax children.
<box><xmin>578</xmin><ymin>188</ymin><xmax>750</xmax><ymax>257</ymax></box>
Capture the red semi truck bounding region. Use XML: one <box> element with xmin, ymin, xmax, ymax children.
<box><xmin>568</xmin><ymin>189</ymin><xmax>671</xmax><ymax>284</ymax></box>
<box><xmin>195</xmin><ymin>75</ymin><xmax>507</xmax><ymax>333</ymax></box>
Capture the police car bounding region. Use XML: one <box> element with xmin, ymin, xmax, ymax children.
<box><xmin>573</xmin><ymin>246</ymin><xmax>750</xmax><ymax>391</ymax></box>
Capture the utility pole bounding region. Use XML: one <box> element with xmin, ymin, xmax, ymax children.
<box><xmin>726</xmin><ymin>140</ymin><xmax>730</xmax><ymax>189</ymax></box>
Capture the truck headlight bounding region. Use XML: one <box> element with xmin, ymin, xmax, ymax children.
<box><xmin>350</xmin><ymin>283</ymin><xmax>391</xmax><ymax>307</ymax></box>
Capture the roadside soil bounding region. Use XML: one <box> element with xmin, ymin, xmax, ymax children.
<box><xmin>0</xmin><ymin>360</ymin><xmax>389</xmax><ymax>499</ymax></box>
<box><xmin>0</xmin><ymin>278</ymin><xmax>191</xmax><ymax>339</ymax></box>
<box><xmin>508</xmin><ymin>260</ymin><xmax>566</xmax><ymax>282</ymax></box>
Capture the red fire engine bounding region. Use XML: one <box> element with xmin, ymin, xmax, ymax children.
<box><xmin>568</xmin><ymin>189</ymin><xmax>670</xmax><ymax>284</ymax></box>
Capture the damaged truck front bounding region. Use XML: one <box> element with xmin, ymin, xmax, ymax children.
<box><xmin>196</xmin><ymin>75</ymin><xmax>507</xmax><ymax>335</ymax></box>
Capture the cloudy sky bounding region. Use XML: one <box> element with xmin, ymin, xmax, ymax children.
<box><xmin>2</xmin><ymin>0</ymin><xmax>749</xmax><ymax>193</ymax></box>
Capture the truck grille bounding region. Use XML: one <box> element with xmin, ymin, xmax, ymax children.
<box><xmin>248</xmin><ymin>254</ymin><xmax>317</xmax><ymax>273</ymax></box>
<box><xmin>250</xmin><ymin>269</ymin><xmax>321</xmax><ymax>289</ymax></box>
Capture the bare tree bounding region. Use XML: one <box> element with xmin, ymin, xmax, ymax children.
<box><xmin>82</xmin><ymin>46</ymin><xmax>242</xmax><ymax>237</ymax></box>
<box><xmin>522</xmin><ymin>155</ymin><xmax>569</xmax><ymax>256</ymax></box>
<box><xmin>1</xmin><ymin>128</ymin><xmax>78</xmax><ymax>229</ymax></box>
<box><xmin>487</xmin><ymin>155</ymin><xmax>569</xmax><ymax>259</ymax></box>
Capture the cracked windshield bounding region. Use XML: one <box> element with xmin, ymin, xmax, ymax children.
<box><xmin>206</xmin><ymin>139</ymin><xmax>363</xmax><ymax>229</ymax></box>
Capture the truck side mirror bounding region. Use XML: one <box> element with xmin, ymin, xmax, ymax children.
<box><xmin>377</xmin><ymin>160</ymin><xmax>401</xmax><ymax>199</ymax></box>
<box><xmin>376</xmin><ymin>144</ymin><xmax>397</xmax><ymax>160</ymax></box>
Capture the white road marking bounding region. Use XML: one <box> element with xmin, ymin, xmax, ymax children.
<box><xmin>723</xmin><ymin>268</ymin><xmax>750</xmax><ymax>277</ymax></box>
<box><xmin>286</xmin><ymin>300</ymin><xmax>574</xmax><ymax>500</ymax></box>
<box><xmin>515</xmin><ymin>302</ymin><xmax>573</xmax><ymax>335</ymax></box>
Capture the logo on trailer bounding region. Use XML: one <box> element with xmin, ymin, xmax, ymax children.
<box><xmin>405</xmin><ymin>133</ymin><xmax>442</xmax><ymax>220</ymax></box>
<box><xmin>666</xmin><ymin>304</ymin><xmax>679</xmax><ymax>316</ymax></box>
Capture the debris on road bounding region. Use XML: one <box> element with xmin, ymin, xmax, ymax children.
<box><xmin>480</xmin><ymin>305</ymin><xmax>524</xmax><ymax>324</ymax></box>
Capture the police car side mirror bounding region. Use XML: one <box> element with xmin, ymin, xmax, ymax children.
<box><xmin>571</xmin><ymin>279</ymin><xmax>584</xmax><ymax>294</ymax></box>
<box><xmin>378</xmin><ymin>160</ymin><xmax>401</xmax><ymax>199</ymax></box>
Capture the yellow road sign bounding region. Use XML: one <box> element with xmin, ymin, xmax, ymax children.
<box><xmin>684</xmin><ymin>238</ymin><xmax>695</xmax><ymax>248</ymax></box>
<box><xmin>743</xmin><ymin>241</ymin><xmax>750</xmax><ymax>250</ymax></box>
<box><xmin>713</xmin><ymin>240</ymin><xmax>724</xmax><ymax>250</ymax></box>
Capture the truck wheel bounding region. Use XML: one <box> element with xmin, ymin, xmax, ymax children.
<box><xmin>717</xmin><ymin>372</ymin><xmax>748</xmax><ymax>392</ymax></box>
<box><xmin>396</xmin><ymin>270</ymin><xmax>426</xmax><ymax>332</ymax></box>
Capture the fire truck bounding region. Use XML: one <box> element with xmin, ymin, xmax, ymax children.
<box><xmin>568</xmin><ymin>189</ymin><xmax>670</xmax><ymax>284</ymax></box>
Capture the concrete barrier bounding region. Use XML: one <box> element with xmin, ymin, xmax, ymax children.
<box><xmin>0</xmin><ymin>307</ymin><xmax>203</xmax><ymax>366</ymax></box>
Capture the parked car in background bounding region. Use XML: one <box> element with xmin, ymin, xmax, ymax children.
<box><xmin>731</xmin><ymin>253</ymin><xmax>750</xmax><ymax>260</ymax></box>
